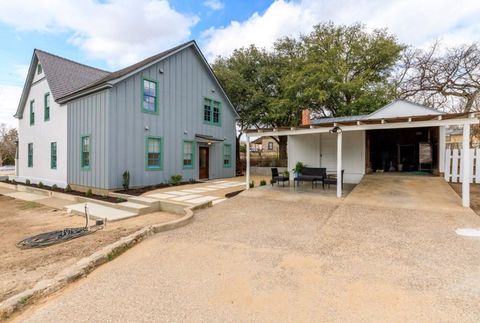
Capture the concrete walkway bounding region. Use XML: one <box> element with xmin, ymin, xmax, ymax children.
<box><xmin>144</xmin><ymin>179</ymin><xmax>245</xmax><ymax>206</ymax></box>
<box><xmin>16</xmin><ymin>175</ymin><xmax>480</xmax><ymax>322</ymax></box>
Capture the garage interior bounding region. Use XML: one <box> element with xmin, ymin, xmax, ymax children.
<box><xmin>366</xmin><ymin>127</ymin><xmax>439</xmax><ymax>174</ymax></box>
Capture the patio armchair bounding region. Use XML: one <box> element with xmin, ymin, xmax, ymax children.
<box><xmin>323</xmin><ymin>170</ymin><xmax>344</xmax><ymax>189</ymax></box>
<box><xmin>271</xmin><ymin>168</ymin><xmax>290</xmax><ymax>187</ymax></box>
<box><xmin>294</xmin><ymin>167</ymin><xmax>326</xmax><ymax>188</ymax></box>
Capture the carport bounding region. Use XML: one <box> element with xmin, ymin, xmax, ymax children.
<box><xmin>245</xmin><ymin>101</ymin><xmax>480</xmax><ymax>207</ymax></box>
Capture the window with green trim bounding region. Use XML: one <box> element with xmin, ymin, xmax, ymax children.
<box><xmin>142</xmin><ymin>79</ymin><xmax>158</xmax><ymax>113</ymax></box>
<box><xmin>81</xmin><ymin>136</ymin><xmax>91</xmax><ymax>169</ymax></box>
<box><xmin>51</xmin><ymin>142</ymin><xmax>57</xmax><ymax>169</ymax></box>
<box><xmin>223</xmin><ymin>144</ymin><xmax>232</xmax><ymax>167</ymax></box>
<box><xmin>146</xmin><ymin>137</ymin><xmax>162</xmax><ymax>170</ymax></box>
<box><xmin>28</xmin><ymin>143</ymin><xmax>33</xmax><ymax>167</ymax></box>
<box><xmin>37</xmin><ymin>64</ymin><xmax>42</xmax><ymax>75</ymax></box>
<box><xmin>183</xmin><ymin>140</ymin><xmax>194</xmax><ymax>168</ymax></box>
<box><xmin>44</xmin><ymin>93</ymin><xmax>50</xmax><ymax>121</ymax></box>
<box><xmin>203</xmin><ymin>98</ymin><xmax>221</xmax><ymax>125</ymax></box>
<box><xmin>29</xmin><ymin>100</ymin><xmax>35</xmax><ymax>125</ymax></box>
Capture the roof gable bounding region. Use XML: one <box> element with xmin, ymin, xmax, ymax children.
<box><xmin>15</xmin><ymin>50</ymin><xmax>109</xmax><ymax>118</ymax></box>
<box><xmin>367</xmin><ymin>100</ymin><xmax>441</xmax><ymax>119</ymax></box>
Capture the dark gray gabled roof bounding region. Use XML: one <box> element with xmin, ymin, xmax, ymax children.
<box><xmin>15</xmin><ymin>50</ymin><xmax>110</xmax><ymax>118</ymax></box>
<box><xmin>35</xmin><ymin>49</ymin><xmax>110</xmax><ymax>100</ymax></box>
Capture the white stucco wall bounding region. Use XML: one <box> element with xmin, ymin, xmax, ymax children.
<box><xmin>288</xmin><ymin>130</ymin><xmax>365</xmax><ymax>184</ymax></box>
<box><xmin>17</xmin><ymin>75</ymin><xmax>68</xmax><ymax>187</ymax></box>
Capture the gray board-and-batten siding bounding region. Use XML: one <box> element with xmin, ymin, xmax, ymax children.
<box><xmin>67</xmin><ymin>46</ymin><xmax>236</xmax><ymax>189</ymax></box>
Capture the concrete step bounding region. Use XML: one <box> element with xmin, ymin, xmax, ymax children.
<box><xmin>65</xmin><ymin>202</ymin><xmax>138</xmax><ymax>222</ymax></box>
<box><xmin>127</xmin><ymin>196</ymin><xmax>160</xmax><ymax>206</ymax></box>
<box><xmin>117</xmin><ymin>201</ymin><xmax>153</xmax><ymax>215</ymax></box>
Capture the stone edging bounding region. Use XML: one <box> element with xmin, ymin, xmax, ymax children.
<box><xmin>0</xmin><ymin>203</ymin><xmax>205</xmax><ymax>320</ymax></box>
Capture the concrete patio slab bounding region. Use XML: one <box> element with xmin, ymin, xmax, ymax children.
<box><xmin>147</xmin><ymin>193</ymin><xmax>176</xmax><ymax>199</ymax></box>
<box><xmin>65</xmin><ymin>203</ymin><xmax>138</xmax><ymax>221</ymax></box>
<box><xmin>170</xmin><ymin>194</ymin><xmax>202</xmax><ymax>202</ymax></box>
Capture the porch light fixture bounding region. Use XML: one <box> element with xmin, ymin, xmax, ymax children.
<box><xmin>329</xmin><ymin>126</ymin><xmax>342</xmax><ymax>134</ymax></box>
<box><xmin>159</xmin><ymin>69</ymin><xmax>164</xmax><ymax>74</ymax></box>
<box><xmin>208</xmin><ymin>141</ymin><xmax>212</xmax><ymax>145</ymax></box>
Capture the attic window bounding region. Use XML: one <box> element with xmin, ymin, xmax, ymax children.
<box><xmin>37</xmin><ymin>64</ymin><xmax>42</xmax><ymax>75</ymax></box>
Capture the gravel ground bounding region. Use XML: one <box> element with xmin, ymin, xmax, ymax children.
<box><xmin>15</xmin><ymin>176</ymin><xmax>480</xmax><ymax>322</ymax></box>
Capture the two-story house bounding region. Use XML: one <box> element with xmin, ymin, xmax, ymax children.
<box><xmin>14</xmin><ymin>41</ymin><xmax>237</xmax><ymax>190</ymax></box>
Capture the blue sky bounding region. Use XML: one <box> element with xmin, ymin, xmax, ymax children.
<box><xmin>0</xmin><ymin>0</ymin><xmax>479</xmax><ymax>127</ymax></box>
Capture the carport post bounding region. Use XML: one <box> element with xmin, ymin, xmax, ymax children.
<box><xmin>462</xmin><ymin>124</ymin><xmax>470</xmax><ymax>207</ymax></box>
<box><xmin>337</xmin><ymin>131</ymin><xmax>342</xmax><ymax>198</ymax></box>
<box><xmin>246</xmin><ymin>136</ymin><xmax>251</xmax><ymax>190</ymax></box>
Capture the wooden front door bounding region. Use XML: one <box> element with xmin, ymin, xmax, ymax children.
<box><xmin>199</xmin><ymin>147</ymin><xmax>209</xmax><ymax>179</ymax></box>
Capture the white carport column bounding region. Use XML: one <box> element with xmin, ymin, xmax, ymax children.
<box><xmin>462</xmin><ymin>124</ymin><xmax>470</xmax><ymax>207</ymax></box>
<box><xmin>336</xmin><ymin>131</ymin><xmax>343</xmax><ymax>198</ymax></box>
<box><xmin>246</xmin><ymin>136</ymin><xmax>251</xmax><ymax>190</ymax></box>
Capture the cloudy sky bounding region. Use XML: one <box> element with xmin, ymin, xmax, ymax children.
<box><xmin>0</xmin><ymin>0</ymin><xmax>479</xmax><ymax>127</ymax></box>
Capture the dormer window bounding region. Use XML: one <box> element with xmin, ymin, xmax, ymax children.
<box><xmin>37</xmin><ymin>64</ymin><xmax>42</xmax><ymax>75</ymax></box>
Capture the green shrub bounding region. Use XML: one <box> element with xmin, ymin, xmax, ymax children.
<box><xmin>170</xmin><ymin>174</ymin><xmax>182</xmax><ymax>185</ymax></box>
<box><xmin>116</xmin><ymin>197</ymin><xmax>127</xmax><ymax>203</ymax></box>
<box><xmin>64</xmin><ymin>184</ymin><xmax>72</xmax><ymax>193</ymax></box>
<box><xmin>293</xmin><ymin>161</ymin><xmax>305</xmax><ymax>175</ymax></box>
<box><xmin>260</xmin><ymin>180</ymin><xmax>267</xmax><ymax>186</ymax></box>
<box><xmin>52</xmin><ymin>184</ymin><xmax>58</xmax><ymax>190</ymax></box>
<box><xmin>38</xmin><ymin>182</ymin><xmax>44</xmax><ymax>188</ymax></box>
<box><xmin>122</xmin><ymin>170</ymin><xmax>130</xmax><ymax>191</ymax></box>
<box><xmin>85</xmin><ymin>189</ymin><xmax>93</xmax><ymax>197</ymax></box>
<box><xmin>249</xmin><ymin>180</ymin><xmax>255</xmax><ymax>188</ymax></box>
<box><xmin>25</xmin><ymin>179</ymin><xmax>31</xmax><ymax>185</ymax></box>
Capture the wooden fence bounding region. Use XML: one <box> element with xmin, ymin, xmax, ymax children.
<box><xmin>444</xmin><ymin>148</ymin><xmax>480</xmax><ymax>183</ymax></box>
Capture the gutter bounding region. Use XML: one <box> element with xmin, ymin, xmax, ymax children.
<box><xmin>57</xmin><ymin>84</ymin><xmax>113</xmax><ymax>104</ymax></box>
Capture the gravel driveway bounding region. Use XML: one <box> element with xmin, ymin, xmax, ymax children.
<box><xmin>16</xmin><ymin>175</ymin><xmax>480</xmax><ymax>322</ymax></box>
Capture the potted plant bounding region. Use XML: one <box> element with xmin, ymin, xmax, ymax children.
<box><xmin>292</xmin><ymin>161</ymin><xmax>304</xmax><ymax>177</ymax></box>
<box><xmin>283</xmin><ymin>170</ymin><xmax>290</xmax><ymax>178</ymax></box>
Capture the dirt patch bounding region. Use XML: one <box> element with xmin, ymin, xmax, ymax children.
<box><xmin>0</xmin><ymin>196</ymin><xmax>180</xmax><ymax>303</ymax></box>
<box><xmin>117</xmin><ymin>181</ymin><xmax>201</xmax><ymax>196</ymax></box>
<box><xmin>449</xmin><ymin>182</ymin><xmax>480</xmax><ymax>215</ymax></box>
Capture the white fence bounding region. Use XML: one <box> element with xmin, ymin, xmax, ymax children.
<box><xmin>444</xmin><ymin>148</ymin><xmax>480</xmax><ymax>183</ymax></box>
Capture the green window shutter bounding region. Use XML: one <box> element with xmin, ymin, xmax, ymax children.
<box><xmin>29</xmin><ymin>100</ymin><xmax>35</xmax><ymax>125</ymax></box>
<box><xmin>145</xmin><ymin>136</ymin><xmax>163</xmax><ymax>170</ymax></box>
<box><xmin>182</xmin><ymin>140</ymin><xmax>195</xmax><ymax>169</ymax></box>
<box><xmin>81</xmin><ymin>136</ymin><xmax>91</xmax><ymax>170</ymax></box>
<box><xmin>223</xmin><ymin>144</ymin><xmax>232</xmax><ymax>167</ymax></box>
<box><xmin>51</xmin><ymin>142</ymin><xmax>57</xmax><ymax>169</ymax></box>
<box><xmin>44</xmin><ymin>93</ymin><xmax>50</xmax><ymax>121</ymax></box>
<box><xmin>37</xmin><ymin>64</ymin><xmax>42</xmax><ymax>75</ymax></box>
<box><xmin>28</xmin><ymin>143</ymin><xmax>33</xmax><ymax>167</ymax></box>
<box><xmin>142</xmin><ymin>78</ymin><xmax>158</xmax><ymax>114</ymax></box>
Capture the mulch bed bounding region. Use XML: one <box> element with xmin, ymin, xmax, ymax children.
<box><xmin>0</xmin><ymin>180</ymin><xmax>126</xmax><ymax>204</ymax></box>
<box><xmin>116</xmin><ymin>181</ymin><xmax>201</xmax><ymax>196</ymax></box>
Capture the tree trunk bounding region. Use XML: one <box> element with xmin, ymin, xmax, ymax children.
<box><xmin>278</xmin><ymin>135</ymin><xmax>288</xmax><ymax>160</ymax></box>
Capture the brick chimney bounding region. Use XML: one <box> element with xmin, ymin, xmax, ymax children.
<box><xmin>301</xmin><ymin>109</ymin><xmax>311</xmax><ymax>126</ymax></box>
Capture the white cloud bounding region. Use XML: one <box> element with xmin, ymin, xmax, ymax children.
<box><xmin>0</xmin><ymin>0</ymin><xmax>199</xmax><ymax>67</ymax></box>
<box><xmin>0</xmin><ymin>85</ymin><xmax>21</xmax><ymax>128</ymax></box>
<box><xmin>201</xmin><ymin>0</ymin><xmax>480</xmax><ymax>60</ymax></box>
<box><xmin>203</xmin><ymin>0</ymin><xmax>224</xmax><ymax>11</ymax></box>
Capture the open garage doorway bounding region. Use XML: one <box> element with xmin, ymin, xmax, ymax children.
<box><xmin>366</xmin><ymin>127</ymin><xmax>439</xmax><ymax>174</ymax></box>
